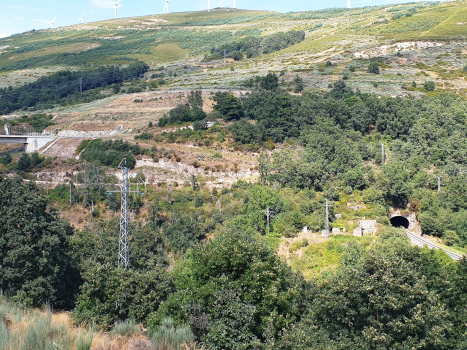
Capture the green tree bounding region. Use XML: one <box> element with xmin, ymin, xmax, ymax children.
<box><xmin>463</xmin><ymin>64</ymin><xmax>467</xmax><ymax>72</ymax></box>
<box><xmin>424</xmin><ymin>81</ymin><xmax>435</xmax><ymax>91</ymax></box>
<box><xmin>213</xmin><ymin>92</ymin><xmax>244</xmax><ymax>121</ymax></box>
<box><xmin>187</xmin><ymin>90</ymin><xmax>203</xmax><ymax>109</ymax></box>
<box><xmin>260</xmin><ymin>73</ymin><xmax>279</xmax><ymax>90</ymax></box>
<box><xmin>305</xmin><ymin>244</ymin><xmax>448</xmax><ymax>349</ymax></box>
<box><xmin>148</xmin><ymin>232</ymin><xmax>306</xmax><ymax>349</ymax></box>
<box><xmin>294</xmin><ymin>75</ymin><xmax>304</xmax><ymax>92</ymax></box>
<box><xmin>368</xmin><ymin>62</ymin><xmax>380</xmax><ymax>74</ymax></box>
<box><xmin>0</xmin><ymin>177</ymin><xmax>78</xmax><ymax>308</ymax></box>
<box><xmin>74</xmin><ymin>262</ymin><xmax>174</xmax><ymax>327</ymax></box>
<box><xmin>17</xmin><ymin>153</ymin><xmax>31</xmax><ymax>172</ymax></box>
<box><xmin>1</xmin><ymin>153</ymin><xmax>11</xmax><ymax>165</ymax></box>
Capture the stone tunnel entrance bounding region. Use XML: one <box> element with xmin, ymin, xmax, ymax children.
<box><xmin>390</xmin><ymin>216</ymin><xmax>410</xmax><ymax>229</ymax></box>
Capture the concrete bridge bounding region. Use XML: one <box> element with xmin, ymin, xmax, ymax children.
<box><xmin>0</xmin><ymin>134</ymin><xmax>56</xmax><ymax>153</ymax></box>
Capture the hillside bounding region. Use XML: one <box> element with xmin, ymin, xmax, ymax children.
<box><xmin>2</xmin><ymin>3</ymin><xmax>467</xmax><ymax>350</ymax></box>
<box><xmin>0</xmin><ymin>2</ymin><xmax>466</xmax><ymax>96</ymax></box>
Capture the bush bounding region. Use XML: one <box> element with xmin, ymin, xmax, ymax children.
<box><xmin>424</xmin><ymin>81</ymin><xmax>435</xmax><ymax>91</ymax></box>
<box><xmin>74</xmin><ymin>263</ymin><xmax>175</xmax><ymax>327</ymax></box>
<box><xmin>227</xmin><ymin>51</ymin><xmax>243</xmax><ymax>61</ymax></box>
<box><xmin>464</xmin><ymin>64</ymin><xmax>467</xmax><ymax>72</ymax></box>
<box><xmin>112</xmin><ymin>319</ymin><xmax>141</xmax><ymax>337</ymax></box>
<box><xmin>368</xmin><ymin>62</ymin><xmax>380</xmax><ymax>74</ymax></box>
<box><xmin>75</xmin><ymin>330</ymin><xmax>94</xmax><ymax>350</ymax></box>
<box><xmin>150</xmin><ymin>317</ymin><xmax>195</xmax><ymax>350</ymax></box>
<box><xmin>135</xmin><ymin>132</ymin><xmax>153</xmax><ymax>141</ymax></box>
<box><xmin>79</xmin><ymin>139</ymin><xmax>140</xmax><ymax>168</ymax></box>
<box><xmin>0</xmin><ymin>177</ymin><xmax>78</xmax><ymax>309</ymax></box>
<box><xmin>294</xmin><ymin>75</ymin><xmax>304</xmax><ymax>92</ymax></box>
<box><xmin>444</xmin><ymin>230</ymin><xmax>460</xmax><ymax>246</ymax></box>
<box><xmin>148</xmin><ymin>232</ymin><xmax>305</xmax><ymax>348</ymax></box>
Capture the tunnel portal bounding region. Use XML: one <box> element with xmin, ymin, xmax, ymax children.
<box><xmin>390</xmin><ymin>216</ymin><xmax>410</xmax><ymax>229</ymax></box>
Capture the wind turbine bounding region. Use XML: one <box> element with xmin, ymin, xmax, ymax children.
<box><xmin>107</xmin><ymin>0</ymin><xmax>122</xmax><ymax>19</ymax></box>
<box><xmin>48</xmin><ymin>16</ymin><xmax>57</xmax><ymax>29</ymax></box>
<box><xmin>347</xmin><ymin>0</ymin><xmax>350</xmax><ymax>27</ymax></box>
<box><xmin>163</xmin><ymin>0</ymin><xmax>169</xmax><ymax>14</ymax></box>
<box><xmin>208</xmin><ymin>0</ymin><xmax>214</xmax><ymax>12</ymax></box>
<box><xmin>78</xmin><ymin>9</ymin><xmax>85</xmax><ymax>24</ymax></box>
<box><xmin>233</xmin><ymin>0</ymin><xmax>236</xmax><ymax>8</ymax></box>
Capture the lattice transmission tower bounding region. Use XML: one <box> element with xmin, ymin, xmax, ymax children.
<box><xmin>107</xmin><ymin>159</ymin><xmax>142</xmax><ymax>270</ymax></box>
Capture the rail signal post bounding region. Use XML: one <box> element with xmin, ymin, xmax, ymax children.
<box><xmin>325</xmin><ymin>198</ymin><xmax>330</xmax><ymax>239</ymax></box>
<box><xmin>107</xmin><ymin>159</ymin><xmax>142</xmax><ymax>270</ymax></box>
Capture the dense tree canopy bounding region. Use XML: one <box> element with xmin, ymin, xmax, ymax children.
<box><xmin>0</xmin><ymin>176</ymin><xmax>78</xmax><ymax>308</ymax></box>
<box><xmin>0</xmin><ymin>61</ymin><xmax>149</xmax><ymax>114</ymax></box>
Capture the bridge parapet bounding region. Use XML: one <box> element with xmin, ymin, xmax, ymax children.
<box><xmin>0</xmin><ymin>134</ymin><xmax>56</xmax><ymax>153</ymax></box>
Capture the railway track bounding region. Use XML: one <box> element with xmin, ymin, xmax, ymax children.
<box><xmin>405</xmin><ymin>230</ymin><xmax>464</xmax><ymax>261</ymax></box>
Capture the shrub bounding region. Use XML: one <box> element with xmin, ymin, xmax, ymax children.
<box><xmin>463</xmin><ymin>64</ymin><xmax>467</xmax><ymax>72</ymax></box>
<box><xmin>75</xmin><ymin>330</ymin><xmax>94</xmax><ymax>350</ymax></box>
<box><xmin>112</xmin><ymin>319</ymin><xmax>141</xmax><ymax>337</ymax></box>
<box><xmin>368</xmin><ymin>62</ymin><xmax>380</xmax><ymax>74</ymax></box>
<box><xmin>227</xmin><ymin>51</ymin><xmax>243</xmax><ymax>61</ymax></box>
<box><xmin>74</xmin><ymin>263</ymin><xmax>175</xmax><ymax>327</ymax></box>
<box><xmin>444</xmin><ymin>230</ymin><xmax>460</xmax><ymax>246</ymax></box>
<box><xmin>151</xmin><ymin>317</ymin><xmax>195</xmax><ymax>350</ymax></box>
<box><xmin>294</xmin><ymin>75</ymin><xmax>304</xmax><ymax>92</ymax></box>
<box><xmin>424</xmin><ymin>81</ymin><xmax>435</xmax><ymax>91</ymax></box>
<box><xmin>135</xmin><ymin>133</ymin><xmax>153</xmax><ymax>141</ymax></box>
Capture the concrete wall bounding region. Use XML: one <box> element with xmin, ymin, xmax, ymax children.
<box><xmin>25</xmin><ymin>137</ymin><xmax>55</xmax><ymax>153</ymax></box>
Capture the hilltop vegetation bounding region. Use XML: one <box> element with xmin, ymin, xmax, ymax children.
<box><xmin>2</xmin><ymin>2</ymin><xmax>467</xmax><ymax>349</ymax></box>
<box><xmin>1</xmin><ymin>2</ymin><xmax>467</xmax><ymax>97</ymax></box>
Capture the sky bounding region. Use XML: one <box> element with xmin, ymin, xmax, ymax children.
<box><xmin>0</xmin><ymin>0</ymin><xmax>434</xmax><ymax>39</ymax></box>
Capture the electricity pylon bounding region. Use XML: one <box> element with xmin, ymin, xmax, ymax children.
<box><xmin>107</xmin><ymin>159</ymin><xmax>142</xmax><ymax>270</ymax></box>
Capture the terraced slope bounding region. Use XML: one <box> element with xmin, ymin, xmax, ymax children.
<box><xmin>0</xmin><ymin>3</ymin><xmax>466</xmax><ymax>103</ymax></box>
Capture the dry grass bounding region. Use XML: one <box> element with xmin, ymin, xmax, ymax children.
<box><xmin>0</xmin><ymin>299</ymin><xmax>202</xmax><ymax>350</ymax></box>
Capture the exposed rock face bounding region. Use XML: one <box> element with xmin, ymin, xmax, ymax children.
<box><xmin>354</xmin><ymin>42</ymin><xmax>443</xmax><ymax>58</ymax></box>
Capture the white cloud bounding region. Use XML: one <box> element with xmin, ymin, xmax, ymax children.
<box><xmin>89</xmin><ymin>0</ymin><xmax>124</xmax><ymax>9</ymax></box>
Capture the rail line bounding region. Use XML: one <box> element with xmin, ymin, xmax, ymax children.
<box><xmin>405</xmin><ymin>230</ymin><xmax>464</xmax><ymax>260</ymax></box>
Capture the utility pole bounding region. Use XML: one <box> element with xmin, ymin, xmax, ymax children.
<box><xmin>79</xmin><ymin>78</ymin><xmax>83</xmax><ymax>94</ymax></box>
<box><xmin>438</xmin><ymin>176</ymin><xmax>442</xmax><ymax>193</ymax></box>
<box><xmin>264</xmin><ymin>207</ymin><xmax>271</xmax><ymax>235</ymax></box>
<box><xmin>107</xmin><ymin>159</ymin><xmax>142</xmax><ymax>270</ymax></box>
<box><xmin>167</xmin><ymin>182</ymin><xmax>172</xmax><ymax>205</ymax></box>
<box><xmin>69</xmin><ymin>181</ymin><xmax>72</xmax><ymax>206</ymax></box>
<box><xmin>381</xmin><ymin>142</ymin><xmax>385</xmax><ymax>164</ymax></box>
<box><xmin>217</xmin><ymin>198</ymin><xmax>222</xmax><ymax>214</ymax></box>
<box><xmin>223</xmin><ymin>50</ymin><xmax>226</xmax><ymax>66</ymax></box>
<box><xmin>325</xmin><ymin>198</ymin><xmax>330</xmax><ymax>239</ymax></box>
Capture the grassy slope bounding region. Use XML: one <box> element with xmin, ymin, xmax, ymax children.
<box><xmin>0</xmin><ymin>3</ymin><xmax>465</xmax><ymax>72</ymax></box>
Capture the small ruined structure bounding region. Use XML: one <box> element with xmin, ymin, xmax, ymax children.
<box><xmin>353</xmin><ymin>219</ymin><xmax>378</xmax><ymax>237</ymax></box>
